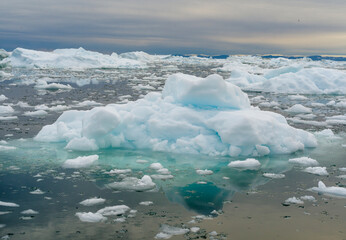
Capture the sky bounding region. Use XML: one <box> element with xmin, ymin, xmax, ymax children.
<box><xmin>1</xmin><ymin>0</ymin><xmax>346</xmax><ymax>55</ymax></box>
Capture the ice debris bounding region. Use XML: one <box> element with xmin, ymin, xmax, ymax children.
<box><xmin>106</xmin><ymin>175</ymin><xmax>156</xmax><ymax>191</ymax></box>
<box><xmin>35</xmin><ymin>73</ymin><xmax>317</xmax><ymax>156</ymax></box>
<box><xmin>0</xmin><ymin>201</ymin><xmax>19</xmax><ymax>207</ymax></box>
<box><xmin>228</xmin><ymin>158</ymin><xmax>261</xmax><ymax>170</ymax></box>
<box><xmin>62</xmin><ymin>155</ymin><xmax>99</xmax><ymax>169</ymax></box>
<box><xmin>79</xmin><ymin>197</ymin><xmax>106</xmax><ymax>206</ymax></box>
<box><xmin>288</xmin><ymin>157</ymin><xmax>319</xmax><ymax>167</ymax></box>
<box><xmin>75</xmin><ymin>212</ymin><xmax>107</xmax><ymax>223</ymax></box>
<box><xmin>284</xmin><ymin>197</ymin><xmax>304</xmax><ymax>205</ymax></box>
<box><xmin>303</xmin><ymin>167</ymin><xmax>328</xmax><ymax>176</ymax></box>
<box><xmin>309</xmin><ymin>181</ymin><xmax>346</xmax><ymax>198</ymax></box>
<box><xmin>196</xmin><ymin>169</ymin><xmax>213</xmax><ymax>175</ymax></box>
<box><xmin>21</xmin><ymin>209</ymin><xmax>39</xmax><ymax>215</ymax></box>
<box><xmin>263</xmin><ymin>173</ymin><xmax>285</xmax><ymax>179</ymax></box>
<box><xmin>155</xmin><ymin>224</ymin><xmax>189</xmax><ymax>239</ymax></box>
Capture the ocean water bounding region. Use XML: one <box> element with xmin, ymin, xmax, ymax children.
<box><xmin>0</xmin><ymin>52</ymin><xmax>346</xmax><ymax>239</ymax></box>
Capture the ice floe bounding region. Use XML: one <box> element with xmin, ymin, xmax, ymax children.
<box><xmin>139</xmin><ymin>201</ymin><xmax>153</xmax><ymax>206</ymax></box>
<box><xmin>62</xmin><ymin>155</ymin><xmax>99</xmax><ymax>168</ymax></box>
<box><xmin>0</xmin><ymin>201</ymin><xmax>19</xmax><ymax>207</ymax></box>
<box><xmin>20</xmin><ymin>209</ymin><xmax>39</xmax><ymax>215</ymax></box>
<box><xmin>288</xmin><ymin>157</ymin><xmax>319</xmax><ymax>167</ymax></box>
<box><xmin>75</xmin><ymin>212</ymin><xmax>107</xmax><ymax>223</ymax></box>
<box><xmin>285</xmin><ymin>104</ymin><xmax>312</xmax><ymax>114</ymax></box>
<box><xmin>228</xmin><ymin>158</ymin><xmax>261</xmax><ymax>170</ymax></box>
<box><xmin>79</xmin><ymin>197</ymin><xmax>106</xmax><ymax>206</ymax></box>
<box><xmin>284</xmin><ymin>197</ymin><xmax>304</xmax><ymax>204</ymax></box>
<box><xmin>0</xmin><ymin>95</ymin><xmax>7</xmax><ymax>101</ymax></box>
<box><xmin>196</xmin><ymin>169</ymin><xmax>213</xmax><ymax>175</ymax></box>
<box><xmin>155</xmin><ymin>224</ymin><xmax>189</xmax><ymax>239</ymax></box>
<box><xmin>35</xmin><ymin>73</ymin><xmax>316</xmax><ymax>156</ymax></box>
<box><xmin>309</xmin><ymin>181</ymin><xmax>346</xmax><ymax>198</ymax></box>
<box><xmin>106</xmin><ymin>175</ymin><xmax>156</xmax><ymax>191</ymax></box>
<box><xmin>303</xmin><ymin>167</ymin><xmax>328</xmax><ymax>176</ymax></box>
<box><xmin>263</xmin><ymin>173</ymin><xmax>285</xmax><ymax>179</ymax></box>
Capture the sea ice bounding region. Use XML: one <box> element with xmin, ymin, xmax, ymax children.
<box><xmin>263</xmin><ymin>173</ymin><xmax>285</xmax><ymax>179</ymax></box>
<box><xmin>284</xmin><ymin>197</ymin><xmax>304</xmax><ymax>204</ymax></box>
<box><xmin>23</xmin><ymin>110</ymin><xmax>48</xmax><ymax>117</ymax></box>
<box><xmin>0</xmin><ymin>106</ymin><xmax>14</xmax><ymax>114</ymax></box>
<box><xmin>21</xmin><ymin>209</ymin><xmax>39</xmax><ymax>215</ymax></box>
<box><xmin>150</xmin><ymin>163</ymin><xmax>164</xmax><ymax>170</ymax></box>
<box><xmin>228</xmin><ymin>158</ymin><xmax>261</xmax><ymax>170</ymax></box>
<box><xmin>285</xmin><ymin>104</ymin><xmax>312</xmax><ymax>114</ymax></box>
<box><xmin>0</xmin><ymin>95</ymin><xmax>7</xmax><ymax>101</ymax></box>
<box><xmin>288</xmin><ymin>157</ymin><xmax>319</xmax><ymax>167</ymax></box>
<box><xmin>96</xmin><ymin>205</ymin><xmax>130</xmax><ymax>216</ymax></box>
<box><xmin>196</xmin><ymin>169</ymin><xmax>213</xmax><ymax>175</ymax></box>
<box><xmin>75</xmin><ymin>212</ymin><xmax>107</xmax><ymax>223</ymax></box>
<box><xmin>309</xmin><ymin>181</ymin><xmax>346</xmax><ymax>198</ymax></box>
<box><xmin>79</xmin><ymin>197</ymin><xmax>106</xmax><ymax>206</ymax></box>
<box><xmin>35</xmin><ymin>73</ymin><xmax>317</xmax><ymax>157</ymax></box>
<box><xmin>62</xmin><ymin>155</ymin><xmax>99</xmax><ymax>168</ymax></box>
<box><xmin>155</xmin><ymin>224</ymin><xmax>189</xmax><ymax>239</ymax></box>
<box><xmin>139</xmin><ymin>201</ymin><xmax>153</xmax><ymax>206</ymax></box>
<box><xmin>0</xmin><ymin>201</ymin><xmax>19</xmax><ymax>207</ymax></box>
<box><xmin>303</xmin><ymin>167</ymin><xmax>328</xmax><ymax>176</ymax></box>
<box><xmin>106</xmin><ymin>175</ymin><xmax>156</xmax><ymax>191</ymax></box>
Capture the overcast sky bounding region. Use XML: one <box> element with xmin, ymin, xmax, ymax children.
<box><xmin>1</xmin><ymin>0</ymin><xmax>345</xmax><ymax>55</ymax></box>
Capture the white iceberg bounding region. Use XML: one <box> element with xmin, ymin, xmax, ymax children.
<box><xmin>106</xmin><ymin>175</ymin><xmax>156</xmax><ymax>191</ymax></box>
<box><xmin>75</xmin><ymin>212</ymin><xmax>107</xmax><ymax>223</ymax></box>
<box><xmin>155</xmin><ymin>224</ymin><xmax>189</xmax><ymax>239</ymax></box>
<box><xmin>0</xmin><ymin>201</ymin><xmax>19</xmax><ymax>207</ymax></box>
<box><xmin>309</xmin><ymin>181</ymin><xmax>346</xmax><ymax>198</ymax></box>
<box><xmin>35</xmin><ymin>73</ymin><xmax>316</xmax><ymax>157</ymax></box>
<box><xmin>0</xmin><ymin>95</ymin><xmax>7</xmax><ymax>101</ymax></box>
<box><xmin>10</xmin><ymin>47</ymin><xmax>146</xmax><ymax>69</ymax></box>
<box><xmin>303</xmin><ymin>167</ymin><xmax>328</xmax><ymax>176</ymax></box>
<box><xmin>0</xmin><ymin>106</ymin><xmax>14</xmax><ymax>114</ymax></box>
<box><xmin>21</xmin><ymin>209</ymin><xmax>39</xmax><ymax>215</ymax></box>
<box><xmin>285</xmin><ymin>104</ymin><xmax>312</xmax><ymax>114</ymax></box>
<box><xmin>96</xmin><ymin>205</ymin><xmax>130</xmax><ymax>216</ymax></box>
<box><xmin>284</xmin><ymin>197</ymin><xmax>304</xmax><ymax>204</ymax></box>
<box><xmin>288</xmin><ymin>157</ymin><xmax>319</xmax><ymax>167</ymax></box>
<box><xmin>228</xmin><ymin>158</ymin><xmax>261</xmax><ymax>170</ymax></box>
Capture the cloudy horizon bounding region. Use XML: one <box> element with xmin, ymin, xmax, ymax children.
<box><xmin>1</xmin><ymin>0</ymin><xmax>345</xmax><ymax>55</ymax></box>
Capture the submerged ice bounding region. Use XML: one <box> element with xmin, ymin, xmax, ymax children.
<box><xmin>35</xmin><ymin>73</ymin><xmax>317</xmax><ymax>156</ymax></box>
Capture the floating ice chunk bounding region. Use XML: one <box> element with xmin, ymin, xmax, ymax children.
<box><xmin>196</xmin><ymin>169</ymin><xmax>213</xmax><ymax>175</ymax></box>
<box><xmin>155</xmin><ymin>224</ymin><xmax>190</xmax><ymax>239</ymax></box>
<box><xmin>303</xmin><ymin>167</ymin><xmax>328</xmax><ymax>176</ymax></box>
<box><xmin>190</xmin><ymin>227</ymin><xmax>200</xmax><ymax>233</ymax></box>
<box><xmin>156</xmin><ymin>168</ymin><xmax>171</xmax><ymax>175</ymax></box>
<box><xmin>75</xmin><ymin>212</ymin><xmax>107</xmax><ymax>222</ymax></box>
<box><xmin>288</xmin><ymin>157</ymin><xmax>319</xmax><ymax>167</ymax></box>
<box><xmin>15</xmin><ymin>101</ymin><xmax>31</xmax><ymax>108</ymax></box>
<box><xmin>0</xmin><ymin>201</ymin><xmax>19</xmax><ymax>207</ymax></box>
<box><xmin>62</xmin><ymin>155</ymin><xmax>99</xmax><ymax>168</ymax></box>
<box><xmin>79</xmin><ymin>197</ymin><xmax>106</xmax><ymax>206</ymax></box>
<box><xmin>315</xmin><ymin>129</ymin><xmax>334</xmax><ymax>137</ymax></box>
<box><xmin>228</xmin><ymin>158</ymin><xmax>261</xmax><ymax>170</ymax></box>
<box><xmin>139</xmin><ymin>201</ymin><xmax>153</xmax><ymax>206</ymax></box>
<box><xmin>0</xmin><ymin>224</ymin><xmax>5</xmax><ymax>228</ymax></box>
<box><xmin>114</xmin><ymin>217</ymin><xmax>126</xmax><ymax>222</ymax></box>
<box><xmin>0</xmin><ymin>95</ymin><xmax>7</xmax><ymax>101</ymax></box>
<box><xmin>285</xmin><ymin>197</ymin><xmax>304</xmax><ymax>204</ymax></box>
<box><xmin>0</xmin><ymin>211</ymin><xmax>11</xmax><ymax>215</ymax></box>
<box><xmin>209</xmin><ymin>231</ymin><xmax>218</xmax><ymax>236</ymax></box>
<box><xmin>309</xmin><ymin>181</ymin><xmax>346</xmax><ymax>198</ymax></box>
<box><xmin>336</xmin><ymin>175</ymin><xmax>346</xmax><ymax>179</ymax></box>
<box><xmin>107</xmin><ymin>175</ymin><xmax>156</xmax><ymax>191</ymax></box>
<box><xmin>96</xmin><ymin>205</ymin><xmax>130</xmax><ymax>216</ymax></box>
<box><xmin>0</xmin><ymin>106</ymin><xmax>14</xmax><ymax>114</ymax></box>
<box><xmin>288</xmin><ymin>95</ymin><xmax>308</xmax><ymax>100</ymax></box>
<box><xmin>339</xmin><ymin>168</ymin><xmax>346</xmax><ymax>172</ymax></box>
<box><xmin>23</xmin><ymin>110</ymin><xmax>48</xmax><ymax>117</ymax></box>
<box><xmin>151</xmin><ymin>174</ymin><xmax>174</xmax><ymax>180</ymax></box>
<box><xmin>150</xmin><ymin>163</ymin><xmax>164</xmax><ymax>170</ymax></box>
<box><xmin>30</xmin><ymin>189</ymin><xmax>45</xmax><ymax>194</ymax></box>
<box><xmin>0</xmin><ymin>145</ymin><xmax>16</xmax><ymax>151</ymax></box>
<box><xmin>35</xmin><ymin>79</ymin><xmax>72</xmax><ymax>90</ymax></box>
<box><xmin>0</xmin><ymin>116</ymin><xmax>17</xmax><ymax>121</ymax></box>
<box><xmin>75</xmin><ymin>100</ymin><xmax>103</xmax><ymax>108</ymax></box>
<box><xmin>136</xmin><ymin>159</ymin><xmax>148</xmax><ymax>164</ymax></box>
<box><xmin>300</xmin><ymin>195</ymin><xmax>316</xmax><ymax>202</ymax></box>
<box><xmin>286</xmin><ymin>104</ymin><xmax>312</xmax><ymax>114</ymax></box>
<box><xmin>263</xmin><ymin>173</ymin><xmax>285</xmax><ymax>179</ymax></box>
<box><xmin>21</xmin><ymin>209</ymin><xmax>39</xmax><ymax>215</ymax></box>
<box><xmin>107</xmin><ymin>169</ymin><xmax>132</xmax><ymax>174</ymax></box>
<box><xmin>162</xmin><ymin>73</ymin><xmax>250</xmax><ymax>109</ymax></box>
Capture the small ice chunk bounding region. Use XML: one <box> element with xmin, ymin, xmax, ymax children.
<box><xmin>0</xmin><ymin>201</ymin><xmax>19</xmax><ymax>207</ymax></box>
<box><xmin>315</xmin><ymin>129</ymin><xmax>334</xmax><ymax>137</ymax></box>
<box><xmin>0</xmin><ymin>211</ymin><xmax>11</xmax><ymax>215</ymax></box>
<box><xmin>300</xmin><ymin>195</ymin><xmax>316</xmax><ymax>202</ymax></box>
<box><xmin>23</xmin><ymin>110</ymin><xmax>48</xmax><ymax>117</ymax></box>
<box><xmin>286</xmin><ymin>104</ymin><xmax>312</xmax><ymax>113</ymax></box>
<box><xmin>156</xmin><ymin>168</ymin><xmax>171</xmax><ymax>175</ymax></box>
<box><xmin>114</xmin><ymin>217</ymin><xmax>126</xmax><ymax>222</ymax></box>
<box><xmin>136</xmin><ymin>159</ymin><xmax>148</xmax><ymax>163</ymax></box>
<box><xmin>20</xmin><ymin>216</ymin><xmax>34</xmax><ymax>220</ymax></box>
<box><xmin>155</xmin><ymin>224</ymin><xmax>190</xmax><ymax>239</ymax></box>
<box><xmin>79</xmin><ymin>197</ymin><xmax>106</xmax><ymax>206</ymax></box>
<box><xmin>209</xmin><ymin>231</ymin><xmax>218</xmax><ymax>236</ymax></box>
<box><xmin>196</xmin><ymin>169</ymin><xmax>213</xmax><ymax>175</ymax></box>
<box><xmin>108</xmin><ymin>169</ymin><xmax>132</xmax><ymax>174</ymax></box>
<box><xmin>309</xmin><ymin>181</ymin><xmax>346</xmax><ymax>198</ymax></box>
<box><xmin>288</xmin><ymin>157</ymin><xmax>319</xmax><ymax>167</ymax></box>
<box><xmin>228</xmin><ymin>158</ymin><xmax>261</xmax><ymax>170</ymax></box>
<box><xmin>0</xmin><ymin>224</ymin><xmax>5</xmax><ymax>228</ymax></box>
<box><xmin>0</xmin><ymin>145</ymin><xmax>16</xmax><ymax>151</ymax></box>
<box><xmin>30</xmin><ymin>189</ymin><xmax>45</xmax><ymax>194</ymax></box>
<box><xmin>75</xmin><ymin>212</ymin><xmax>107</xmax><ymax>222</ymax></box>
<box><xmin>0</xmin><ymin>105</ymin><xmax>14</xmax><ymax>114</ymax></box>
<box><xmin>96</xmin><ymin>205</ymin><xmax>130</xmax><ymax>216</ymax></box>
<box><xmin>288</xmin><ymin>95</ymin><xmax>308</xmax><ymax>100</ymax></box>
<box><xmin>150</xmin><ymin>163</ymin><xmax>164</xmax><ymax>170</ymax></box>
<box><xmin>336</xmin><ymin>175</ymin><xmax>346</xmax><ymax>179</ymax></box>
<box><xmin>139</xmin><ymin>201</ymin><xmax>153</xmax><ymax>206</ymax></box>
<box><xmin>303</xmin><ymin>167</ymin><xmax>328</xmax><ymax>176</ymax></box>
<box><xmin>190</xmin><ymin>227</ymin><xmax>200</xmax><ymax>233</ymax></box>
<box><xmin>339</xmin><ymin>167</ymin><xmax>346</xmax><ymax>172</ymax></box>
<box><xmin>0</xmin><ymin>95</ymin><xmax>8</xmax><ymax>101</ymax></box>
<box><xmin>263</xmin><ymin>173</ymin><xmax>285</xmax><ymax>179</ymax></box>
<box><xmin>151</xmin><ymin>174</ymin><xmax>174</xmax><ymax>180</ymax></box>
<box><xmin>107</xmin><ymin>175</ymin><xmax>156</xmax><ymax>191</ymax></box>
<box><xmin>285</xmin><ymin>197</ymin><xmax>304</xmax><ymax>204</ymax></box>
<box><xmin>62</xmin><ymin>155</ymin><xmax>99</xmax><ymax>169</ymax></box>
<box><xmin>21</xmin><ymin>209</ymin><xmax>39</xmax><ymax>215</ymax></box>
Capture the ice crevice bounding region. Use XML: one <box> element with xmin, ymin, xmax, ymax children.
<box><xmin>35</xmin><ymin>73</ymin><xmax>317</xmax><ymax>157</ymax></box>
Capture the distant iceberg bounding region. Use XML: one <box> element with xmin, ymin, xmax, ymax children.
<box><xmin>9</xmin><ymin>47</ymin><xmax>147</xmax><ymax>69</ymax></box>
<box><xmin>35</xmin><ymin>73</ymin><xmax>317</xmax><ymax>156</ymax></box>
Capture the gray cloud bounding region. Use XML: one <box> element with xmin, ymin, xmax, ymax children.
<box><xmin>1</xmin><ymin>0</ymin><xmax>345</xmax><ymax>54</ymax></box>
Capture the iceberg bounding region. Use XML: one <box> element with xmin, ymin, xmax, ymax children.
<box><xmin>9</xmin><ymin>47</ymin><xmax>146</xmax><ymax>69</ymax></box>
<box><xmin>35</xmin><ymin>73</ymin><xmax>316</xmax><ymax>156</ymax></box>
<box><xmin>309</xmin><ymin>181</ymin><xmax>346</xmax><ymax>198</ymax></box>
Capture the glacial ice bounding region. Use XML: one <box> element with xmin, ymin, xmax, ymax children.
<box><xmin>75</xmin><ymin>212</ymin><xmax>107</xmax><ymax>223</ymax></box>
<box><xmin>62</xmin><ymin>155</ymin><xmax>99</xmax><ymax>168</ymax></box>
<box><xmin>303</xmin><ymin>167</ymin><xmax>328</xmax><ymax>176</ymax></box>
<box><xmin>288</xmin><ymin>157</ymin><xmax>319</xmax><ymax>167</ymax></box>
<box><xmin>0</xmin><ymin>95</ymin><xmax>7</xmax><ymax>101</ymax></box>
<box><xmin>228</xmin><ymin>158</ymin><xmax>261</xmax><ymax>170</ymax></box>
<box><xmin>284</xmin><ymin>197</ymin><xmax>304</xmax><ymax>204</ymax></box>
<box><xmin>35</xmin><ymin>73</ymin><xmax>317</xmax><ymax>157</ymax></box>
<box><xmin>21</xmin><ymin>209</ymin><xmax>39</xmax><ymax>215</ymax></box>
<box><xmin>9</xmin><ymin>48</ymin><xmax>146</xmax><ymax>69</ymax></box>
<box><xmin>79</xmin><ymin>197</ymin><xmax>106</xmax><ymax>206</ymax></box>
<box><xmin>155</xmin><ymin>224</ymin><xmax>190</xmax><ymax>239</ymax></box>
<box><xmin>0</xmin><ymin>201</ymin><xmax>19</xmax><ymax>207</ymax></box>
<box><xmin>106</xmin><ymin>175</ymin><xmax>156</xmax><ymax>191</ymax></box>
<box><xmin>309</xmin><ymin>181</ymin><xmax>346</xmax><ymax>198</ymax></box>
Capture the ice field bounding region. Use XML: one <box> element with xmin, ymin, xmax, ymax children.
<box><xmin>0</xmin><ymin>48</ymin><xmax>345</xmax><ymax>239</ymax></box>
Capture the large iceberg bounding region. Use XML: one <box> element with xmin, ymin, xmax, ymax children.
<box><xmin>35</xmin><ymin>73</ymin><xmax>317</xmax><ymax>156</ymax></box>
<box><xmin>9</xmin><ymin>47</ymin><xmax>146</xmax><ymax>69</ymax></box>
